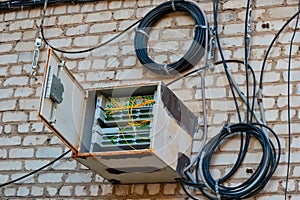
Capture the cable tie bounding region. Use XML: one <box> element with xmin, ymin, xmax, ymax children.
<box><xmin>215</xmin><ymin>179</ymin><xmax>221</xmax><ymax>200</ymax></box>
<box><xmin>136</xmin><ymin>28</ymin><xmax>149</xmax><ymax>39</ymax></box>
<box><xmin>225</xmin><ymin>124</ymin><xmax>232</xmax><ymax>134</ymax></box>
<box><xmin>163</xmin><ymin>64</ymin><xmax>171</xmax><ymax>76</ymax></box>
<box><xmin>171</xmin><ymin>0</ymin><xmax>176</xmax><ymax>11</ymax></box>
<box><xmin>195</xmin><ymin>24</ymin><xmax>208</xmax><ymax>29</ymax></box>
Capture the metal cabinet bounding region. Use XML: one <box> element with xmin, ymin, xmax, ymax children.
<box><xmin>38</xmin><ymin>48</ymin><xmax>197</xmax><ymax>184</ymax></box>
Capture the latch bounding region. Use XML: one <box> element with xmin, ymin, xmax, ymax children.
<box><xmin>45</xmin><ymin>65</ymin><xmax>64</xmax><ymax>104</ymax></box>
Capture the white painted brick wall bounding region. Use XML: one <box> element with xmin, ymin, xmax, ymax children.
<box><xmin>0</xmin><ymin>0</ymin><xmax>300</xmax><ymax>199</ymax></box>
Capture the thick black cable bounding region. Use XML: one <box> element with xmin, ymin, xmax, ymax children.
<box><xmin>285</xmin><ymin>2</ymin><xmax>300</xmax><ymax>199</ymax></box>
<box><xmin>0</xmin><ymin>149</ymin><xmax>71</xmax><ymax>188</ymax></box>
<box><xmin>259</xmin><ymin>9</ymin><xmax>300</xmax><ymax>89</ymax></box>
<box><xmin>244</xmin><ymin>0</ymin><xmax>251</xmax><ymax>123</ymax></box>
<box><xmin>197</xmin><ymin>123</ymin><xmax>280</xmax><ymax>199</ymax></box>
<box><xmin>134</xmin><ymin>0</ymin><xmax>207</xmax><ymax>76</ymax></box>
<box><xmin>213</xmin><ymin>0</ymin><xmax>242</xmax><ymax>123</ymax></box>
<box><xmin>40</xmin><ymin>20</ymin><xmax>141</xmax><ymax>54</ymax></box>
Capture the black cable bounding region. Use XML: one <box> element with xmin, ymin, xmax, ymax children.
<box><xmin>134</xmin><ymin>0</ymin><xmax>207</xmax><ymax>76</ymax></box>
<box><xmin>195</xmin><ymin>123</ymin><xmax>280</xmax><ymax>199</ymax></box>
<box><xmin>40</xmin><ymin>20</ymin><xmax>141</xmax><ymax>54</ymax></box>
<box><xmin>259</xmin><ymin>9</ymin><xmax>300</xmax><ymax>89</ymax></box>
<box><xmin>213</xmin><ymin>0</ymin><xmax>242</xmax><ymax>123</ymax></box>
<box><xmin>285</xmin><ymin>2</ymin><xmax>300</xmax><ymax>199</ymax></box>
<box><xmin>244</xmin><ymin>0</ymin><xmax>251</xmax><ymax>123</ymax></box>
<box><xmin>0</xmin><ymin>149</ymin><xmax>71</xmax><ymax>188</ymax></box>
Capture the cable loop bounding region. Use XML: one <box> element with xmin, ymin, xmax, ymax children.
<box><xmin>134</xmin><ymin>0</ymin><xmax>207</xmax><ymax>76</ymax></box>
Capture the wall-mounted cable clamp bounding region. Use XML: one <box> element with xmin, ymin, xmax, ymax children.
<box><xmin>30</xmin><ymin>37</ymin><xmax>42</xmax><ymax>77</ymax></box>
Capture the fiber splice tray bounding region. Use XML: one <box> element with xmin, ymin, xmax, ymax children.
<box><xmin>38</xmin><ymin>49</ymin><xmax>197</xmax><ymax>184</ymax></box>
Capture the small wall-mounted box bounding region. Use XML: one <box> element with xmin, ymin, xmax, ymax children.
<box><xmin>38</xmin><ymin>49</ymin><xmax>197</xmax><ymax>184</ymax></box>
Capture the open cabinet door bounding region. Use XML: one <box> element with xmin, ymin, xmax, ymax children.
<box><xmin>38</xmin><ymin>48</ymin><xmax>86</xmax><ymax>153</ymax></box>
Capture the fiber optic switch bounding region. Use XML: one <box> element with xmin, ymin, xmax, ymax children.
<box><xmin>38</xmin><ymin>48</ymin><xmax>197</xmax><ymax>184</ymax></box>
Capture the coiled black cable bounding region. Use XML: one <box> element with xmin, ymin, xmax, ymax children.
<box><xmin>134</xmin><ymin>0</ymin><xmax>207</xmax><ymax>76</ymax></box>
<box><xmin>197</xmin><ymin>123</ymin><xmax>280</xmax><ymax>199</ymax></box>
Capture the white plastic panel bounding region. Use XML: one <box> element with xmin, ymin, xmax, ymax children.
<box><xmin>38</xmin><ymin>49</ymin><xmax>86</xmax><ymax>153</ymax></box>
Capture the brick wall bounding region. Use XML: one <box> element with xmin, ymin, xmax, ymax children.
<box><xmin>0</xmin><ymin>0</ymin><xmax>300</xmax><ymax>199</ymax></box>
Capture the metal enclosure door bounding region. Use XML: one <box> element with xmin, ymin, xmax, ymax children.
<box><xmin>38</xmin><ymin>48</ymin><xmax>86</xmax><ymax>153</ymax></box>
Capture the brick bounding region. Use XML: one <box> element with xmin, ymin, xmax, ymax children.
<box><xmin>2</xmin><ymin>111</ymin><xmax>27</xmax><ymax>122</ymax></box>
<box><xmin>123</xmin><ymin>56</ymin><xmax>136</xmax><ymax>67</ymax></box>
<box><xmin>95</xmin><ymin>1</ymin><xmax>108</xmax><ymax>10</ymax></box>
<box><xmin>66</xmin><ymin>25</ymin><xmax>88</xmax><ymax>36</ymax></box>
<box><xmin>4</xmin><ymin>125</ymin><xmax>12</xmax><ymax>134</ymax></box>
<box><xmin>90</xmin><ymin>22</ymin><xmax>117</xmax><ymax>33</ymax></box>
<box><xmin>0</xmin><ymin>54</ymin><xmax>18</xmax><ymax>65</ymax></box>
<box><xmin>31</xmin><ymin>186</ymin><xmax>44</xmax><ymax>196</ymax></box>
<box><xmin>4</xmin><ymin>188</ymin><xmax>16</xmax><ymax>196</ymax></box>
<box><xmin>81</xmin><ymin>4</ymin><xmax>94</xmax><ymax>13</ymax></box>
<box><xmin>17</xmin><ymin>187</ymin><xmax>30</xmax><ymax>197</ymax></box>
<box><xmin>283</xmin><ymin>71</ymin><xmax>300</xmax><ymax>82</ymax></box>
<box><xmin>0</xmin><ymin>43</ymin><xmax>13</xmax><ymax>53</ymax></box>
<box><xmin>223</xmin><ymin>1</ymin><xmax>247</xmax><ymax>9</ymax></box>
<box><xmin>59</xmin><ymin>186</ymin><xmax>72</xmax><ymax>196</ymax></box>
<box><xmin>108</xmin><ymin>1</ymin><xmax>122</xmax><ymax>9</ymax></box>
<box><xmin>18</xmin><ymin>124</ymin><xmax>29</xmax><ymax>133</ymax></box>
<box><xmin>73</xmin><ymin>36</ymin><xmax>99</xmax><ymax>47</ymax></box>
<box><xmin>4</xmin><ymin>12</ymin><xmax>16</xmax><ymax>21</ymax></box>
<box><xmin>268</xmin><ymin>7</ymin><xmax>298</xmax><ymax>19</ymax></box>
<box><xmin>4</xmin><ymin>76</ymin><xmax>28</xmax><ymax>86</ymax></box>
<box><xmin>100</xmin><ymin>184</ymin><xmax>113</xmax><ymax>195</ymax></box>
<box><xmin>23</xmin><ymin>135</ymin><xmax>48</xmax><ymax>146</ymax></box>
<box><xmin>16</xmin><ymin>11</ymin><xmax>29</xmax><ymax>19</ymax></box>
<box><xmin>163</xmin><ymin>184</ymin><xmax>177</xmax><ymax>195</ymax></box>
<box><xmin>147</xmin><ymin>184</ymin><xmax>160</xmax><ymax>195</ymax></box>
<box><xmin>46</xmin><ymin>187</ymin><xmax>57</xmax><ymax>196</ymax></box>
<box><xmin>92</xmin><ymin>59</ymin><xmax>106</xmax><ymax>70</ymax></box>
<box><xmin>152</xmin><ymin>41</ymin><xmax>179</xmax><ymax>52</ymax></box>
<box><xmin>0</xmin><ymin>32</ymin><xmax>22</xmax><ymax>42</ymax></box>
<box><xmin>67</xmin><ymin>4</ymin><xmax>81</xmax><ymax>13</ymax></box>
<box><xmin>36</xmin><ymin>147</ymin><xmax>62</xmax><ymax>158</ymax></box>
<box><xmin>0</xmin><ymin>161</ymin><xmax>22</xmax><ymax>171</ymax></box>
<box><xmin>38</xmin><ymin>173</ymin><xmax>63</xmax><ymax>183</ymax></box>
<box><xmin>66</xmin><ymin>173</ymin><xmax>93</xmax><ymax>183</ymax></box>
<box><xmin>18</xmin><ymin>123</ymin><xmax>30</xmax><ymax>133</ymax></box>
<box><xmin>86</xmin><ymin>12</ymin><xmax>112</xmax><ymax>23</ymax></box>
<box><xmin>57</xmin><ymin>14</ymin><xmax>84</xmax><ymax>25</ymax></box>
<box><xmin>74</xmin><ymin>185</ymin><xmax>88</xmax><ymax>196</ymax></box>
<box><xmin>19</xmin><ymin>99</ymin><xmax>39</xmax><ymax>110</ymax></box>
<box><xmin>9</xmin><ymin>19</ymin><xmax>34</xmax><ymax>31</ymax></box>
<box><xmin>90</xmin><ymin>185</ymin><xmax>99</xmax><ymax>196</ymax></box>
<box><xmin>0</xmin><ymin>174</ymin><xmax>9</xmax><ymax>184</ymax></box>
<box><xmin>224</xmin><ymin>23</ymin><xmax>244</xmax><ymax>35</ymax></box>
<box><xmin>24</xmin><ymin>160</ymin><xmax>49</xmax><ymax>170</ymax></box>
<box><xmin>263</xmin><ymin>84</ymin><xmax>291</xmax><ymax>96</ymax></box>
<box><xmin>113</xmin><ymin>9</ymin><xmax>134</xmax><ymax>20</ymax></box>
<box><xmin>172</xmin><ymin>89</ymin><xmax>194</xmax><ymax>101</ymax></box>
<box><xmin>18</xmin><ymin>52</ymin><xmax>33</xmax><ymax>62</ymax></box>
<box><xmin>116</xmin><ymin>68</ymin><xmax>143</xmax><ymax>80</ymax></box>
<box><xmin>86</xmin><ymin>71</ymin><xmax>115</xmax><ymax>81</ymax></box>
<box><xmin>54</xmin><ymin>5</ymin><xmax>67</xmax><ymax>14</ymax></box>
<box><xmin>52</xmin><ymin>160</ymin><xmax>77</xmax><ymax>170</ymax></box>
<box><xmin>131</xmin><ymin>184</ymin><xmax>145</xmax><ymax>195</ymax></box>
<box><xmin>47</xmin><ymin>38</ymin><xmax>72</xmax><ymax>48</ymax></box>
<box><xmin>0</xmin><ymin>100</ymin><xmax>16</xmax><ymax>111</ymax></box>
<box><xmin>9</xmin><ymin>148</ymin><xmax>34</xmax><ymax>158</ymax></box>
<box><xmin>0</xmin><ymin>149</ymin><xmax>7</xmax><ymax>158</ymax></box>
<box><xmin>43</xmin><ymin>28</ymin><xmax>64</xmax><ymax>38</ymax></box>
<box><xmin>31</xmin><ymin>122</ymin><xmax>44</xmax><ymax>132</ymax></box>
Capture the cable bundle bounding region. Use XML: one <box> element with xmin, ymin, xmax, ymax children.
<box><xmin>134</xmin><ymin>0</ymin><xmax>207</xmax><ymax>75</ymax></box>
<box><xmin>196</xmin><ymin>123</ymin><xmax>280</xmax><ymax>199</ymax></box>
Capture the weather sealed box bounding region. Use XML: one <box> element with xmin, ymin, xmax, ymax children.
<box><xmin>38</xmin><ymin>48</ymin><xmax>197</xmax><ymax>184</ymax></box>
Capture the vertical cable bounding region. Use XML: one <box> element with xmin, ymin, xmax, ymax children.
<box><xmin>285</xmin><ymin>1</ymin><xmax>300</xmax><ymax>199</ymax></box>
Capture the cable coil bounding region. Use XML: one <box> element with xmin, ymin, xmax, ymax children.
<box><xmin>183</xmin><ymin>123</ymin><xmax>281</xmax><ymax>199</ymax></box>
<box><xmin>134</xmin><ymin>0</ymin><xmax>207</xmax><ymax>76</ymax></box>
